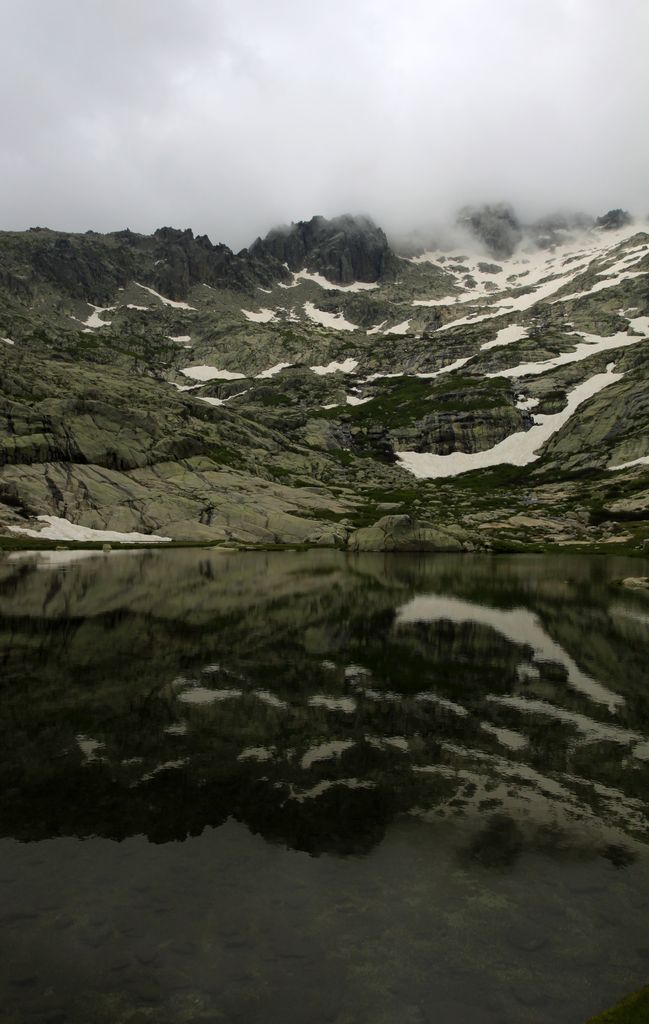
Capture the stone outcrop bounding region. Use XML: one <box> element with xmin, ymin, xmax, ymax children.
<box><xmin>347</xmin><ymin>514</ymin><xmax>471</xmax><ymax>552</ymax></box>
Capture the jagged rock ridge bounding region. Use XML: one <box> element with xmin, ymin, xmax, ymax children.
<box><xmin>0</xmin><ymin>225</ymin><xmax>291</xmax><ymax>304</ymax></box>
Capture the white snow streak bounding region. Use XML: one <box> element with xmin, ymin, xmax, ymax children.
<box><xmin>181</xmin><ymin>365</ymin><xmax>247</xmax><ymax>381</ymax></box>
<box><xmin>486</xmin><ymin>317</ymin><xmax>649</xmax><ymax>378</ymax></box>
<box><xmin>135</xmin><ymin>283</ymin><xmax>196</xmax><ymax>310</ymax></box>
<box><xmin>256</xmin><ymin>362</ymin><xmax>293</xmax><ymax>378</ymax></box>
<box><xmin>310</xmin><ymin>358</ymin><xmax>358</xmax><ymax>375</ymax></box>
<box><xmin>284</xmin><ymin>268</ymin><xmax>378</xmax><ymax>291</ymax></box>
<box><xmin>416</xmin><ymin>357</ymin><xmax>471</xmax><ymax>378</ymax></box>
<box><xmin>387</xmin><ymin>319</ymin><xmax>411</xmax><ymax>335</ymax></box>
<box><xmin>607</xmin><ymin>454</ymin><xmax>649</xmax><ymax>471</ymax></box>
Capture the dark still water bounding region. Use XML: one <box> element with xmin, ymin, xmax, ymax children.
<box><xmin>1</xmin><ymin>549</ymin><xmax>648</xmax><ymax>1024</ymax></box>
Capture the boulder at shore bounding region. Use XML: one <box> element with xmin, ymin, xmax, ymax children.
<box><xmin>347</xmin><ymin>514</ymin><xmax>471</xmax><ymax>552</ymax></box>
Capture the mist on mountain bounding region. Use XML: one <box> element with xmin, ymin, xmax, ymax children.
<box><xmin>0</xmin><ymin>0</ymin><xmax>647</xmax><ymax>248</ymax></box>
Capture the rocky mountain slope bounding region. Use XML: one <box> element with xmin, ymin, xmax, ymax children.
<box><xmin>1</xmin><ymin>208</ymin><xmax>648</xmax><ymax>550</ymax></box>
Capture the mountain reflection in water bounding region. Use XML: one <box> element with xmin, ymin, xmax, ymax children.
<box><xmin>1</xmin><ymin>549</ymin><xmax>648</xmax><ymax>1024</ymax></box>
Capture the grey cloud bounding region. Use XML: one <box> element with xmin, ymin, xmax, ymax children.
<box><xmin>1</xmin><ymin>0</ymin><xmax>647</xmax><ymax>249</ymax></box>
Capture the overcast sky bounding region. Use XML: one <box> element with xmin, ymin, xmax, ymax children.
<box><xmin>1</xmin><ymin>0</ymin><xmax>647</xmax><ymax>249</ymax></box>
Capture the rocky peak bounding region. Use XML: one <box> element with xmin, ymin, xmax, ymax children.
<box><xmin>249</xmin><ymin>214</ymin><xmax>398</xmax><ymax>284</ymax></box>
<box><xmin>595</xmin><ymin>208</ymin><xmax>632</xmax><ymax>231</ymax></box>
<box><xmin>457</xmin><ymin>203</ymin><xmax>523</xmax><ymax>259</ymax></box>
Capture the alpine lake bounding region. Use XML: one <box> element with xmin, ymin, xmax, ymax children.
<box><xmin>1</xmin><ymin>548</ymin><xmax>648</xmax><ymax>1024</ymax></box>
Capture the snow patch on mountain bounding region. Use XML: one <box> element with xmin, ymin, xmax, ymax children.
<box><xmin>197</xmin><ymin>391</ymin><xmax>250</xmax><ymax>407</ymax></box>
<box><xmin>387</xmin><ymin>320</ymin><xmax>411</xmax><ymax>335</ymax></box>
<box><xmin>486</xmin><ymin>317</ymin><xmax>649</xmax><ymax>378</ymax></box>
<box><xmin>310</xmin><ymin>358</ymin><xmax>358</xmax><ymax>375</ymax></box>
<box><xmin>304</xmin><ymin>302</ymin><xmax>357</xmax><ymax>331</ymax></box>
<box><xmin>553</xmin><ymin>269</ymin><xmax>648</xmax><ymax>304</ymax></box>
<box><xmin>278</xmin><ymin>268</ymin><xmax>379</xmax><ymax>291</ymax></box>
<box><xmin>9</xmin><ymin>515</ymin><xmax>171</xmax><ymax>543</ymax></box>
<box><xmin>241</xmin><ymin>307</ymin><xmax>277</xmax><ymax>323</ymax></box>
<box><xmin>256</xmin><ymin>362</ymin><xmax>293</xmax><ymax>378</ymax></box>
<box><xmin>181</xmin><ymin>365</ymin><xmax>247</xmax><ymax>381</ymax></box>
<box><xmin>417</xmin><ymin>357</ymin><xmax>472</xmax><ymax>378</ymax></box>
<box><xmin>607</xmin><ymin>454</ymin><xmax>649</xmax><ymax>472</ymax></box>
<box><xmin>481</xmin><ymin>325</ymin><xmax>528</xmax><ymax>350</ymax></box>
<box><xmin>396</xmin><ymin>364</ymin><xmax>622</xmax><ymax>479</ymax></box>
<box><xmin>135</xmin><ymin>283</ymin><xmax>197</xmax><ymax>310</ymax></box>
<box><xmin>71</xmin><ymin>304</ymin><xmax>115</xmax><ymax>329</ymax></box>
<box><xmin>367</xmin><ymin>321</ymin><xmax>388</xmax><ymax>335</ymax></box>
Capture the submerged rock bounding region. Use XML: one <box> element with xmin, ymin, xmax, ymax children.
<box><xmin>620</xmin><ymin>576</ymin><xmax>649</xmax><ymax>591</ymax></box>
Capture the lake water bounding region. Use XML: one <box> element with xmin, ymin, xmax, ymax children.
<box><xmin>1</xmin><ymin>549</ymin><xmax>648</xmax><ymax>1024</ymax></box>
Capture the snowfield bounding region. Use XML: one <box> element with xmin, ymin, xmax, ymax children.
<box><xmin>9</xmin><ymin>515</ymin><xmax>171</xmax><ymax>543</ymax></box>
<box><xmin>412</xmin><ymin>224</ymin><xmax>647</xmax><ymax>332</ymax></box>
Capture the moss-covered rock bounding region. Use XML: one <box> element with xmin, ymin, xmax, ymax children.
<box><xmin>347</xmin><ymin>513</ymin><xmax>471</xmax><ymax>551</ymax></box>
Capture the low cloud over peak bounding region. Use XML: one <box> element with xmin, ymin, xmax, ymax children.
<box><xmin>1</xmin><ymin>0</ymin><xmax>647</xmax><ymax>249</ymax></box>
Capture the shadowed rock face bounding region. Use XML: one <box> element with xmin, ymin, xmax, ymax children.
<box><xmin>250</xmin><ymin>214</ymin><xmax>399</xmax><ymax>283</ymax></box>
<box><xmin>0</xmin><ymin>225</ymin><xmax>290</xmax><ymax>304</ymax></box>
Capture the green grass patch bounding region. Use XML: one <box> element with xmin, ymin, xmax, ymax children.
<box><xmin>315</xmin><ymin>375</ymin><xmax>511</xmax><ymax>429</ymax></box>
<box><xmin>586</xmin><ymin>986</ymin><xmax>649</xmax><ymax>1023</ymax></box>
